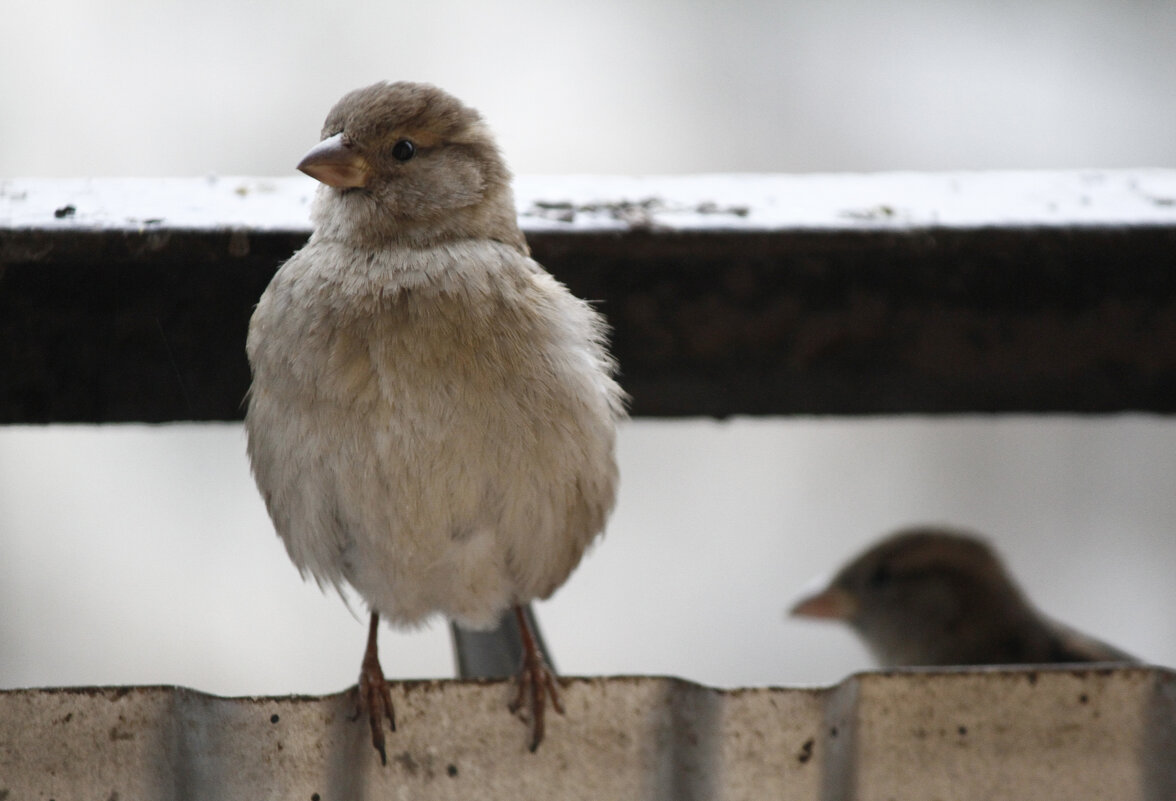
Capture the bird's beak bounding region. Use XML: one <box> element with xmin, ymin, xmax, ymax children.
<box><xmin>790</xmin><ymin>584</ymin><xmax>858</xmax><ymax>620</ymax></box>
<box><xmin>297</xmin><ymin>132</ymin><xmax>371</xmax><ymax>189</ymax></box>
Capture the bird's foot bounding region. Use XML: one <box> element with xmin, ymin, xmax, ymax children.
<box><xmin>356</xmin><ymin>612</ymin><xmax>395</xmax><ymax>765</ymax></box>
<box><xmin>507</xmin><ymin>605</ymin><xmax>564</xmax><ymax>751</ymax></box>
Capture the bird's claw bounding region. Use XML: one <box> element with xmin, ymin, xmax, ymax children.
<box><xmin>358</xmin><ymin>658</ymin><xmax>396</xmax><ymax>765</ymax></box>
<box><xmin>509</xmin><ymin>646</ymin><xmax>564</xmax><ymax>752</ymax></box>
<box><xmin>357</xmin><ymin>611</ymin><xmax>395</xmax><ymax>765</ymax></box>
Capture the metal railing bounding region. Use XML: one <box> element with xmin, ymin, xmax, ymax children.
<box><xmin>5</xmin><ymin>171</ymin><xmax>1176</xmax><ymax>425</ymax></box>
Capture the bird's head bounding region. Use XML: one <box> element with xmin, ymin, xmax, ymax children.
<box><xmin>299</xmin><ymin>81</ymin><xmax>525</xmax><ymax>250</ymax></box>
<box><xmin>791</xmin><ymin>526</ymin><xmax>1028</xmax><ymax>666</ymax></box>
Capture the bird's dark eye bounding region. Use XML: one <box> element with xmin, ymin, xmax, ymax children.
<box><xmin>868</xmin><ymin>564</ymin><xmax>892</xmax><ymax>587</ymax></box>
<box><xmin>391</xmin><ymin>140</ymin><xmax>416</xmax><ymax>162</ymax></box>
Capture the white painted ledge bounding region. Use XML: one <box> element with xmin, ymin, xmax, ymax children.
<box><xmin>2</xmin><ymin>170</ymin><xmax>1176</xmax><ymax>233</ymax></box>
<box><xmin>2</xmin><ymin>667</ymin><xmax>1172</xmax><ymax>800</ymax></box>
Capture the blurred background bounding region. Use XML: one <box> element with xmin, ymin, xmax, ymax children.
<box><xmin>2</xmin><ymin>0</ymin><xmax>1174</xmax><ymax>693</ymax></box>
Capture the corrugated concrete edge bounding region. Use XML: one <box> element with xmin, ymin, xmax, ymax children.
<box><xmin>1</xmin><ymin>666</ymin><xmax>1172</xmax><ymax>800</ymax></box>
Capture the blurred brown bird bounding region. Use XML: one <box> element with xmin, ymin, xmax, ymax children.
<box><xmin>790</xmin><ymin>526</ymin><xmax>1137</xmax><ymax>667</ymax></box>
<box><xmin>245</xmin><ymin>81</ymin><xmax>626</xmax><ymax>759</ymax></box>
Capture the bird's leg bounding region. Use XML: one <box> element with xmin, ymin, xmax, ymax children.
<box><xmin>507</xmin><ymin>604</ymin><xmax>564</xmax><ymax>751</ymax></box>
<box><xmin>357</xmin><ymin>611</ymin><xmax>396</xmax><ymax>765</ymax></box>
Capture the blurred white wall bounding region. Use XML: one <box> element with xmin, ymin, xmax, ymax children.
<box><xmin>4</xmin><ymin>0</ymin><xmax>1176</xmax><ymax>176</ymax></box>
<box><xmin>1</xmin><ymin>0</ymin><xmax>1174</xmax><ymax>693</ymax></box>
<box><xmin>2</xmin><ymin>418</ymin><xmax>1173</xmax><ymax>694</ymax></box>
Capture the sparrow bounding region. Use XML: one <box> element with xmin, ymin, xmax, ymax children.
<box><xmin>244</xmin><ymin>81</ymin><xmax>626</xmax><ymax>759</ymax></box>
<box><xmin>790</xmin><ymin>526</ymin><xmax>1137</xmax><ymax>667</ymax></box>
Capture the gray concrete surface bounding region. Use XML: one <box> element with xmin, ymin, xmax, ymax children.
<box><xmin>2</xmin><ymin>667</ymin><xmax>1171</xmax><ymax>800</ymax></box>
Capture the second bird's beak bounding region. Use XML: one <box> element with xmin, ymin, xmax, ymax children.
<box><xmin>298</xmin><ymin>132</ymin><xmax>371</xmax><ymax>189</ymax></box>
<box><xmin>790</xmin><ymin>583</ymin><xmax>858</xmax><ymax>621</ymax></box>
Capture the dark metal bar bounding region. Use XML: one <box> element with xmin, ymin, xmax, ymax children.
<box><xmin>4</xmin><ymin>223</ymin><xmax>1176</xmax><ymax>423</ymax></box>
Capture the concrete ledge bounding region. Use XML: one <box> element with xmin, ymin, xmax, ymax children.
<box><xmin>2</xmin><ymin>667</ymin><xmax>1172</xmax><ymax>800</ymax></box>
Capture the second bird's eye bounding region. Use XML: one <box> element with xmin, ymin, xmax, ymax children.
<box><xmin>391</xmin><ymin>140</ymin><xmax>416</xmax><ymax>162</ymax></box>
<box><xmin>868</xmin><ymin>564</ymin><xmax>892</xmax><ymax>587</ymax></box>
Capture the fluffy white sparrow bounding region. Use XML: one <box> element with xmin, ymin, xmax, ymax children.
<box><xmin>790</xmin><ymin>526</ymin><xmax>1136</xmax><ymax>667</ymax></box>
<box><xmin>245</xmin><ymin>81</ymin><xmax>626</xmax><ymax>759</ymax></box>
